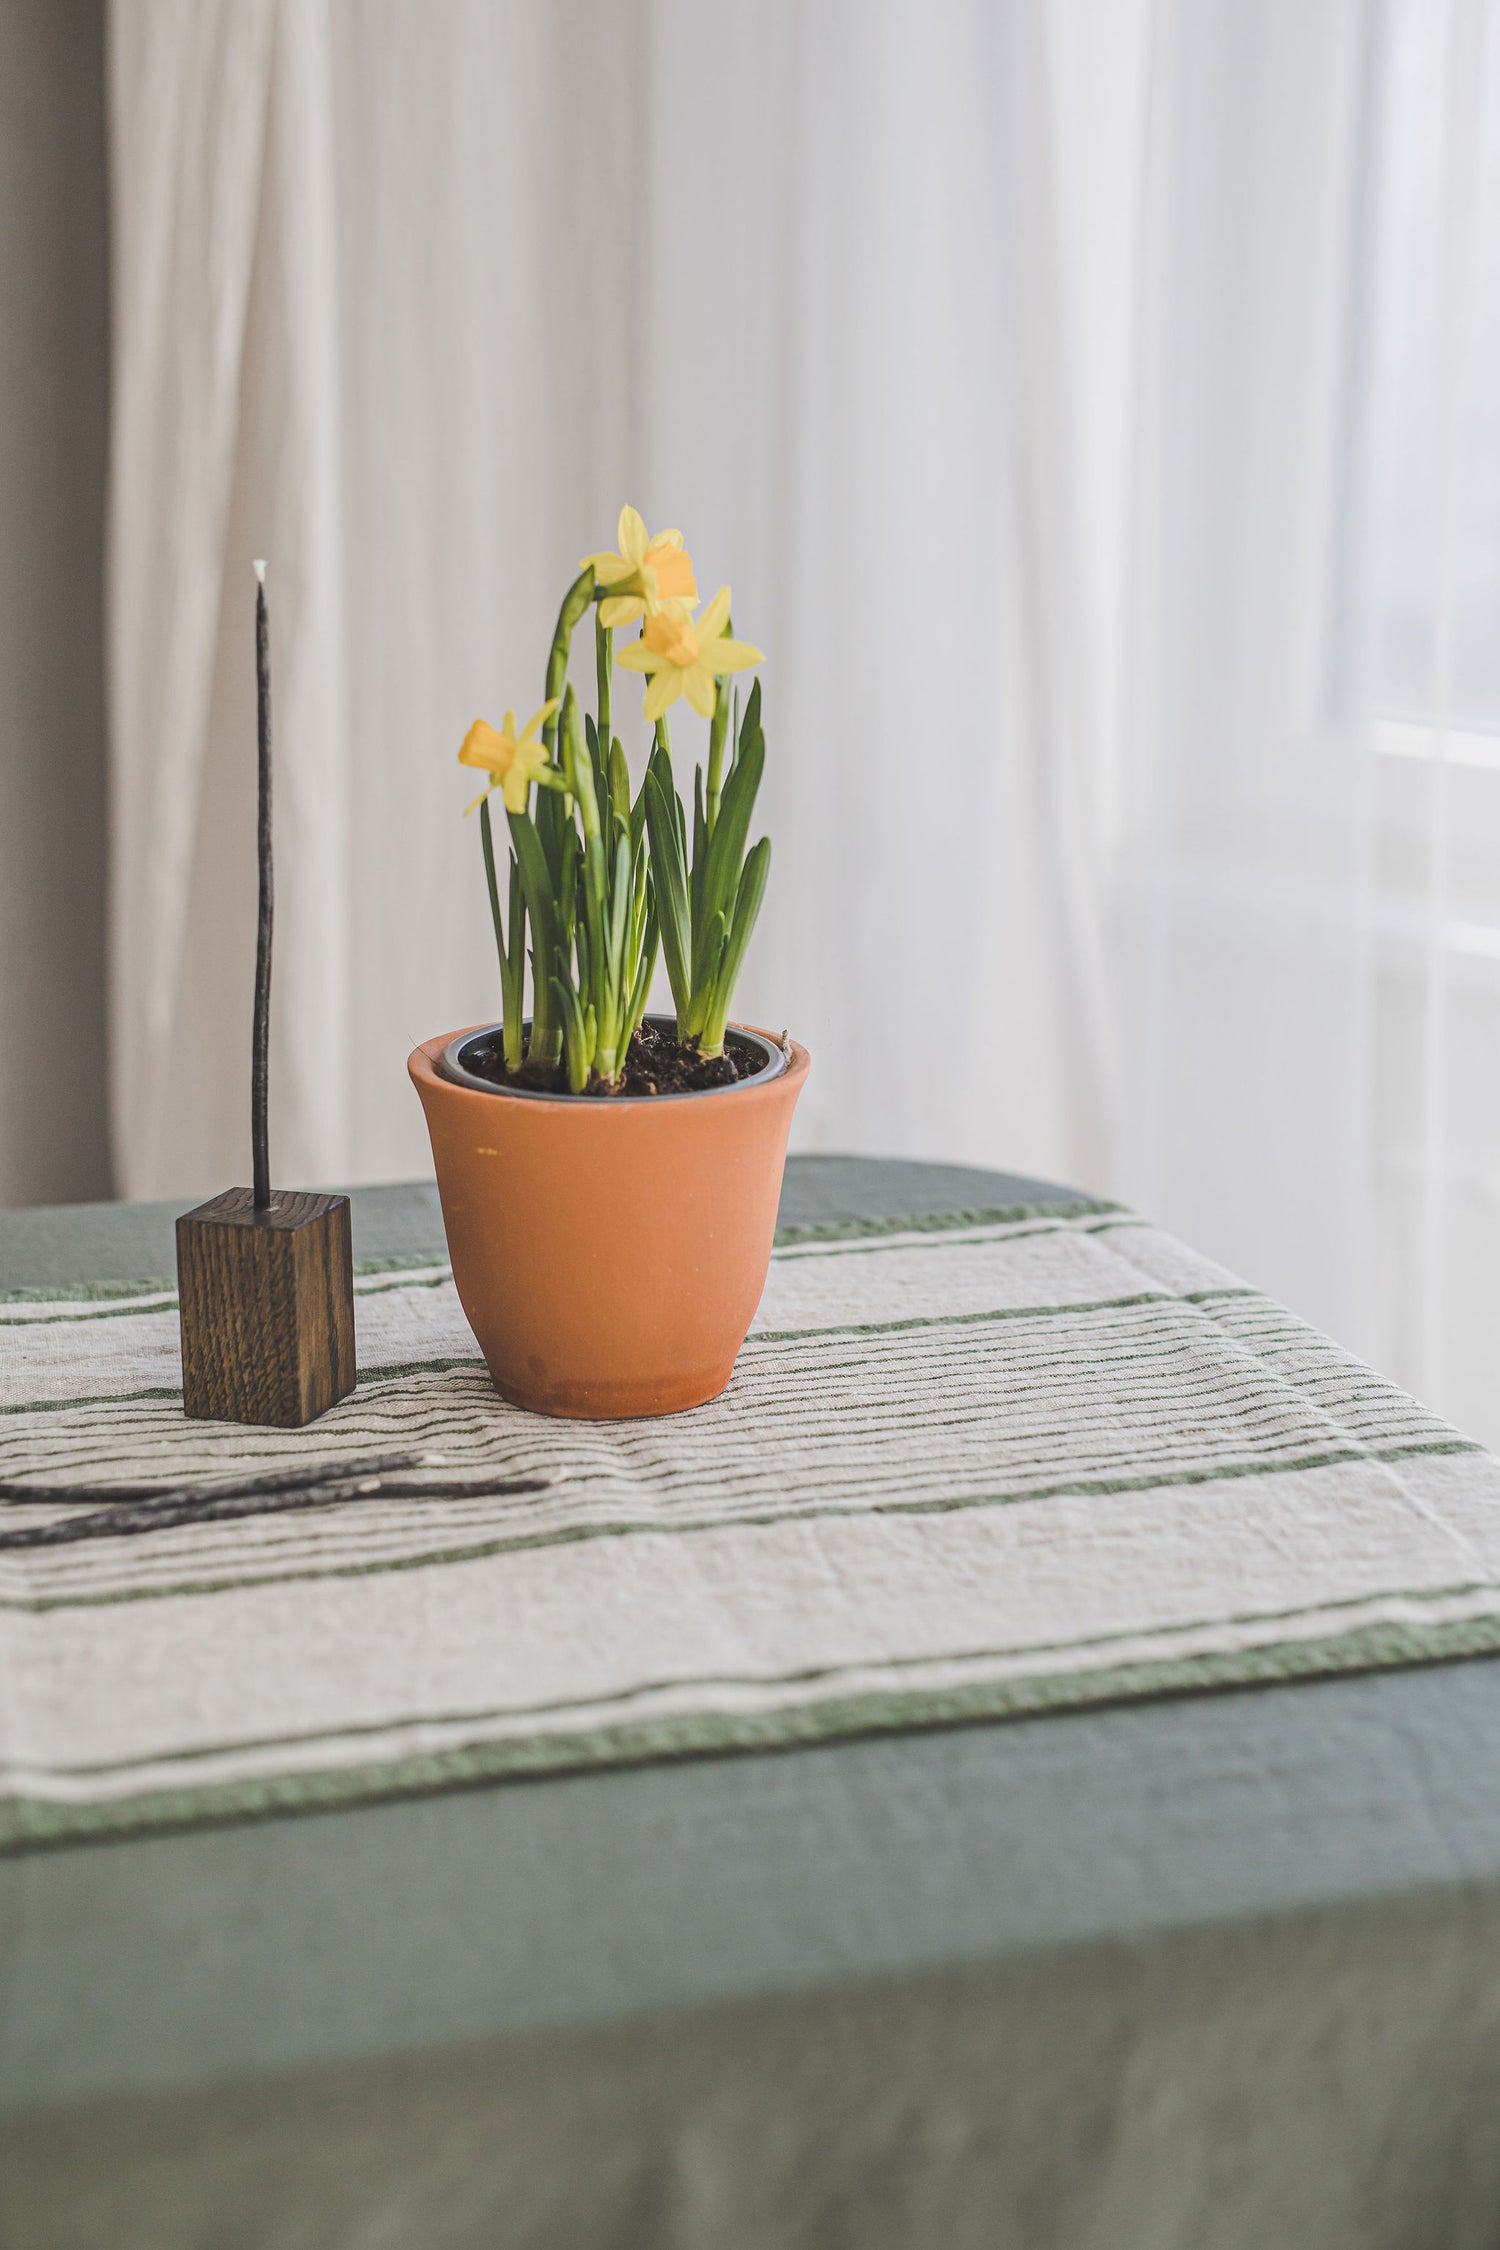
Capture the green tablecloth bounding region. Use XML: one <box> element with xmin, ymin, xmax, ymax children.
<box><xmin>4</xmin><ymin>1158</ymin><xmax>1500</xmax><ymax>2249</ymax></box>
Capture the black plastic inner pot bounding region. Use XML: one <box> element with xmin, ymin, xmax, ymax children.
<box><xmin>438</xmin><ymin>1015</ymin><xmax>787</xmax><ymax>1101</ymax></box>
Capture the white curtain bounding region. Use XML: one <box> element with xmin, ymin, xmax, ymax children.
<box><xmin>1110</xmin><ymin>0</ymin><xmax>1500</xmax><ymax>1446</ymax></box>
<box><xmin>107</xmin><ymin>0</ymin><xmax>1130</xmax><ymax>1201</ymax></box>
<box><xmin>107</xmin><ymin>0</ymin><xmax>1500</xmax><ymax>1441</ymax></box>
<box><xmin>1112</xmin><ymin>0</ymin><xmax>1377</xmax><ymax>1352</ymax></box>
<box><xmin>1358</xmin><ymin>0</ymin><xmax>1500</xmax><ymax>1448</ymax></box>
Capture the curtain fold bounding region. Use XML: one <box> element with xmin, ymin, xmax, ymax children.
<box><xmin>1113</xmin><ymin>0</ymin><xmax>1377</xmax><ymax>1352</ymax></box>
<box><xmin>108</xmin><ymin>0</ymin><xmax>351</xmax><ymax>1198</ymax></box>
<box><xmin>107</xmin><ymin>0</ymin><xmax>276</xmax><ymax>1196</ymax></box>
<box><xmin>105</xmin><ymin>0</ymin><xmax>1126</xmax><ymax>1200</ymax></box>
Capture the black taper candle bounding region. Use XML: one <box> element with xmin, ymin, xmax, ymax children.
<box><xmin>252</xmin><ymin>561</ymin><xmax>273</xmax><ymax>1209</ymax></box>
<box><xmin>176</xmin><ymin>553</ymin><xmax>355</xmax><ymax>1426</ymax></box>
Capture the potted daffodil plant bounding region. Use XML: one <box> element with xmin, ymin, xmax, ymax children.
<box><xmin>409</xmin><ymin>508</ymin><xmax>809</xmax><ymax>1419</ymax></box>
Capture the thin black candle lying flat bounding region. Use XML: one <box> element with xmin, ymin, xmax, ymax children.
<box><xmin>0</xmin><ymin>1455</ymin><xmax>556</xmax><ymax>1549</ymax></box>
<box><xmin>0</xmin><ymin>1453</ymin><xmax>422</xmax><ymax>1507</ymax></box>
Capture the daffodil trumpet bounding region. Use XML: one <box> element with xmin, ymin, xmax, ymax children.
<box><xmin>581</xmin><ymin>506</ymin><xmax>698</xmax><ymax>631</ymax></box>
<box><xmin>615</xmin><ymin>585</ymin><xmax>761</xmax><ymax>724</ymax></box>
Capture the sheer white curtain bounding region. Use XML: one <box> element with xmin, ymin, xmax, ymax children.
<box><xmin>1110</xmin><ymin>0</ymin><xmax>1500</xmax><ymax>1444</ymax></box>
<box><xmin>107</xmin><ymin>0</ymin><xmax>1126</xmax><ymax>1201</ymax></box>
<box><xmin>1111</xmin><ymin>0</ymin><xmax>1376</xmax><ymax>1350</ymax></box>
<box><xmin>106</xmin><ymin>0</ymin><xmax>1500</xmax><ymax>1437</ymax></box>
<box><xmin>1359</xmin><ymin>0</ymin><xmax>1500</xmax><ymax>1444</ymax></box>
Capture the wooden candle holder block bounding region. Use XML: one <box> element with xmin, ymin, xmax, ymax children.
<box><xmin>177</xmin><ymin>1188</ymin><xmax>356</xmax><ymax>1427</ymax></box>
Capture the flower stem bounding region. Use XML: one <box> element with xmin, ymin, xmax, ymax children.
<box><xmin>530</xmin><ymin>567</ymin><xmax>595</xmax><ymax>1065</ymax></box>
<box><xmin>545</xmin><ymin>569</ymin><xmax>596</xmax><ymax>749</ymax></box>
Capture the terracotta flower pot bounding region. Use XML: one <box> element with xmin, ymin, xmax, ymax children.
<box><xmin>408</xmin><ymin>1020</ymin><xmax>810</xmax><ymax>1418</ymax></box>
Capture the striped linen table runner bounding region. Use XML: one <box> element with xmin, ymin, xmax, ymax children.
<box><xmin>2</xmin><ymin>1198</ymin><xmax>1498</xmax><ymax>1846</ymax></box>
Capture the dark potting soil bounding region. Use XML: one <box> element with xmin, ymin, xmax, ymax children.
<box><xmin>460</xmin><ymin>1018</ymin><xmax>770</xmax><ymax>1098</ymax></box>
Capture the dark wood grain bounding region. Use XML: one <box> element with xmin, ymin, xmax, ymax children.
<box><xmin>176</xmin><ymin>1188</ymin><xmax>355</xmax><ymax>1427</ymax></box>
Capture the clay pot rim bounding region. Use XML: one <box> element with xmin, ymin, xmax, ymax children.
<box><xmin>419</xmin><ymin>1017</ymin><xmax>807</xmax><ymax>1109</ymax></box>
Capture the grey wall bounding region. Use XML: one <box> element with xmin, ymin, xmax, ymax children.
<box><xmin>0</xmin><ymin>0</ymin><xmax>110</xmax><ymax>1207</ymax></box>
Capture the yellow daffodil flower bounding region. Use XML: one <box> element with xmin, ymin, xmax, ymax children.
<box><xmin>458</xmin><ymin>701</ymin><xmax>560</xmax><ymax>816</ymax></box>
<box><xmin>581</xmin><ymin>505</ymin><xmax>698</xmax><ymax>630</ymax></box>
<box><xmin>616</xmin><ymin>588</ymin><xmax>762</xmax><ymax>723</ymax></box>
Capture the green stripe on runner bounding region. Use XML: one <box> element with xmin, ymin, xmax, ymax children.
<box><xmin>2</xmin><ymin>1364</ymin><xmax>1443</xmax><ymax>1484</ymax></box>
<box><xmin>0</xmin><ymin>1298</ymin><xmax>180</xmax><ymax>1328</ymax></box>
<box><xmin>769</xmin><ymin>1199</ymin><xmax>1122</xmax><ymax>1246</ymax></box>
<box><xmin>0</xmin><ymin>1278</ymin><xmax>177</xmax><ymax>1306</ymax></box>
<box><xmin>0</xmin><ymin>1436</ymin><xmax>1482</xmax><ymax>1615</ymax></box>
<box><xmin>7</xmin><ymin>1603</ymin><xmax>1500</xmax><ymax>1852</ymax></box>
<box><xmin>749</xmin><ymin>1291</ymin><xmax>1222</xmax><ymax>1347</ymax></box>
<box><xmin>0</xmin><ymin>1201</ymin><xmax>1125</xmax><ymax>1311</ymax></box>
<box><xmin>0</xmin><ymin>1261</ymin><xmax>456</xmax><ymax>1326</ymax></box>
<box><xmin>0</xmin><ymin>1384</ymin><xmax>185</xmax><ymax>1419</ymax></box>
<box><xmin>0</xmin><ymin>1290</ymin><xmax>1269</xmax><ymax>1416</ymax></box>
<box><xmin>29</xmin><ymin>1566</ymin><xmax>1500</xmax><ymax>1779</ymax></box>
<box><xmin>1</xmin><ymin>1344</ymin><xmax>1437</xmax><ymax>1452</ymax></box>
<box><xmin>8</xmin><ymin>1399</ymin><xmax>1462</xmax><ymax>1595</ymax></box>
<box><xmin>0</xmin><ymin>1304</ymin><xmax>1447</xmax><ymax>1433</ymax></box>
<box><xmin>769</xmin><ymin>1214</ymin><xmax>1144</xmax><ymax>1260</ymax></box>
